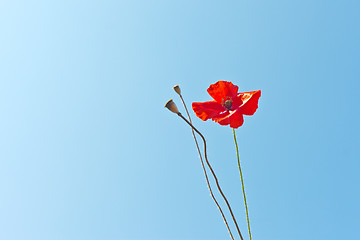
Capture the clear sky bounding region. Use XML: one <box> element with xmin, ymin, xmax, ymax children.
<box><xmin>0</xmin><ymin>0</ymin><xmax>359</xmax><ymax>240</ymax></box>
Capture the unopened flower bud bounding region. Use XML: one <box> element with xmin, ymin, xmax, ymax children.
<box><xmin>165</xmin><ymin>99</ymin><xmax>180</xmax><ymax>114</ymax></box>
<box><xmin>173</xmin><ymin>85</ymin><xmax>181</xmax><ymax>95</ymax></box>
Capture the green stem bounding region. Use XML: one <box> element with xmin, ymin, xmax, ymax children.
<box><xmin>233</xmin><ymin>128</ymin><xmax>252</xmax><ymax>240</ymax></box>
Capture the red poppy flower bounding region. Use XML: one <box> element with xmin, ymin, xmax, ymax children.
<box><xmin>192</xmin><ymin>81</ymin><xmax>261</xmax><ymax>128</ymax></box>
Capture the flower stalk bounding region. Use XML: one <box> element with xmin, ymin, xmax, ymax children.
<box><xmin>177</xmin><ymin>112</ymin><xmax>244</xmax><ymax>240</ymax></box>
<box><xmin>233</xmin><ymin>128</ymin><xmax>252</xmax><ymax>240</ymax></box>
<box><xmin>174</xmin><ymin>87</ymin><xmax>235</xmax><ymax>240</ymax></box>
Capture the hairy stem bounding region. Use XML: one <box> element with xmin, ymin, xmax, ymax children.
<box><xmin>179</xmin><ymin>95</ymin><xmax>234</xmax><ymax>240</ymax></box>
<box><xmin>233</xmin><ymin>128</ymin><xmax>252</xmax><ymax>240</ymax></box>
<box><xmin>178</xmin><ymin>113</ymin><xmax>244</xmax><ymax>240</ymax></box>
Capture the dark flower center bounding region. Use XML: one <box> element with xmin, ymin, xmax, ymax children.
<box><xmin>223</xmin><ymin>100</ymin><xmax>233</xmax><ymax>110</ymax></box>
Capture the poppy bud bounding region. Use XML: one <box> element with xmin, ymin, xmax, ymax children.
<box><xmin>173</xmin><ymin>85</ymin><xmax>181</xmax><ymax>95</ymax></box>
<box><xmin>165</xmin><ymin>99</ymin><xmax>180</xmax><ymax>114</ymax></box>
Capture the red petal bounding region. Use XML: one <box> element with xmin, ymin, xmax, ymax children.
<box><xmin>212</xmin><ymin>109</ymin><xmax>244</xmax><ymax>128</ymax></box>
<box><xmin>212</xmin><ymin>111</ymin><xmax>231</xmax><ymax>125</ymax></box>
<box><xmin>238</xmin><ymin>90</ymin><xmax>261</xmax><ymax>115</ymax></box>
<box><xmin>229</xmin><ymin>110</ymin><xmax>244</xmax><ymax>128</ymax></box>
<box><xmin>207</xmin><ymin>81</ymin><xmax>239</xmax><ymax>103</ymax></box>
<box><xmin>192</xmin><ymin>101</ymin><xmax>225</xmax><ymax>121</ymax></box>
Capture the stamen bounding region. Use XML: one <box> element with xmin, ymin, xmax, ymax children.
<box><xmin>224</xmin><ymin>100</ymin><xmax>233</xmax><ymax>110</ymax></box>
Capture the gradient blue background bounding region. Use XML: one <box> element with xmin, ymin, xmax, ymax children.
<box><xmin>1</xmin><ymin>1</ymin><xmax>359</xmax><ymax>239</ymax></box>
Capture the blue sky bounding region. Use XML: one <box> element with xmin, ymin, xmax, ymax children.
<box><xmin>0</xmin><ymin>0</ymin><xmax>359</xmax><ymax>239</ymax></box>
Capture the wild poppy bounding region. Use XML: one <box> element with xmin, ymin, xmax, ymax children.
<box><xmin>192</xmin><ymin>81</ymin><xmax>261</xmax><ymax>128</ymax></box>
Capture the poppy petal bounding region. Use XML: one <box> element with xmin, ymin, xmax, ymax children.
<box><xmin>238</xmin><ymin>90</ymin><xmax>261</xmax><ymax>115</ymax></box>
<box><xmin>192</xmin><ymin>101</ymin><xmax>225</xmax><ymax>121</ymax></box>
<box><xmin>229</xmin><ymin>110</ymin><xmax>244</xmax><ymax>128</ymax></box>
<box><xmin>212</xmin><ymin>111</ymin><xmax>231</xmax><ymax>126</ymax></box>
<box><xmin>211</xmin><ymin>109</ymin><xmax>244</xmax><ymax>128</ymax></box>
<box><xmin>207</xmin><ymin>81</ymin><xmax>239</xmax><ymax>103</ymax></box>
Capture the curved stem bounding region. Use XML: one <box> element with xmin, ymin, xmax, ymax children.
<box><xmin>178</xmin><ymin>113</ymin><xmax>244</xmax><ymax>240</ymax></box>
<box><xmin>179</xmin><ymin>95</ymin><xmax>234</xmax><ymax>240</ymax></box>
<box><xmin>233</xmin><ymin>128</ymin><xmax>252</xmax><ymax>240</ymax></box>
